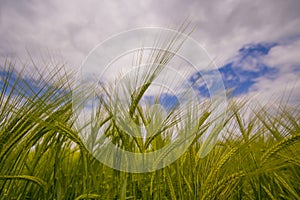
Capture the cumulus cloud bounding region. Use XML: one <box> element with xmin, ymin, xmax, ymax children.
<box><xmin>263</xmin><ymin>40</ymin><xmax>300</xmax><ymax>73</ymax></box>
<box><xmin>1</xmin><ymin>0</ymin><xmax>300</xmax><ymax>66</ymax></box>
<box><xmin>0</xmin><ymin>0</ymin><xmax>300</xmax><ymax>106</ymax></box>
<box><xmin>249</xmin><ymin>40</ymin><xmax>300</xmax><ymax>105</ymax></box>
<box><xmin>246</xmin><ymin>73</ymin><xmax>300</xmax><ymax>106</ymax></box>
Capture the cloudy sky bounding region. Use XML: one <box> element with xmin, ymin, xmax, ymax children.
<box><xmin>0</xmin><ymin>0</ymin><xmax>300</xmax><ymax>106</ymax></box>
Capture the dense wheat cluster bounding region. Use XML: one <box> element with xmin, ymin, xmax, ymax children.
<box><xmin>0</xmin><ymin>27</ymin><xmax>299</xmax><ymax>199</ymax></box>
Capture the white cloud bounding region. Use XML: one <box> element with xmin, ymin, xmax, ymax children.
<box><xmin>263</xmin><ymin>40</ymin><xmax>300</xmax><ymax>73</ymax></box>
<box><xmin>1</xmin><ymin>0</ymin><xmax>300</xmax><ymax>68</ymax></box>
<box><xmin>245</xmin><ymin>40</ymin><xmax>300</xmax><ymax>105</ymax></box>
<box><xmin>248</xmin><ymin>73</ymin><xmax>299</xmax><ymax>105</ymax></box>
<box><xmin>0</xmin><ymin>0</ymin><xmax>300</xmax><ymax>106</ymax></box>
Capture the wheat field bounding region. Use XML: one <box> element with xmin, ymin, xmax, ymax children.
<box><xmin>0</xmin><ymin>27</ymin><xmax>299</xmax><ymax>199</ymax></box>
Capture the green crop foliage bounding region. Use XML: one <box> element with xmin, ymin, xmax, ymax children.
<box><xmin>0</xmin><ymin>26</ymin><xmax>299</xmax><ymax>199</ymax></box>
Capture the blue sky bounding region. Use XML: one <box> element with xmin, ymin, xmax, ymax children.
<box><xmin>144</xmin><ymin>41</ymin><xmax>296</xmax><ymax>111</ymax></box>
<box><xmin>189</xmin><ymin>42</ymin><xmax>280</xmax><ymax>97</ymax></box>
<box><xmin>0</xmin><ymin>0</ymin><xmax>299</xmax><ymax>106</ymax></box>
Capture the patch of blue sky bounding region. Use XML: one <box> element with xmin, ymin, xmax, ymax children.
<box><xmin>189</xmin><ymin>42</ymin><xmax>280</xmax><ymax>97</ymax></box>
<box><xmin>238</xmin><ymin>42</ymin><xmax>277</xmax><ymax>58</ymax></box>
<box><xmin>159</xmin><ymin>93</ymin><xmax>179</xmax><ymax>112</ymax></box>
<box><xmin>0</xmin><ymin>68</ymin><xmax>67</xmax><ymax>101</ymax></box>
<box><xmin>0</xmin><ymin>42</ymin><xmax>284</xmax><ymax>112</ymax></box>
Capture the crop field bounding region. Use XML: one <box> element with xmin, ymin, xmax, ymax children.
<box><xmin>0</xmin><ymin>28</ymin><xmax>299</xmax><ymax>199</ymax></box>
